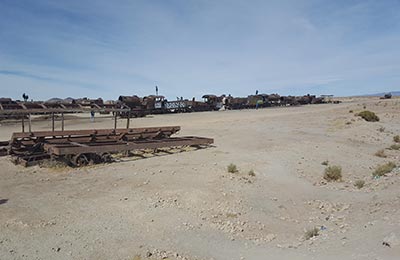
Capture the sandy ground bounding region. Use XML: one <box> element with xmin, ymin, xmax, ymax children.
<box><xmin>0</xmin><ymin>97</ymin><xmax>400</xmax><ymax>260</ymax></box>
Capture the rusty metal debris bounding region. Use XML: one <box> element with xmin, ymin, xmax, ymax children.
<box><xmin>0</xmin><ymin>97</ymin><xmax>130</xmax><ymax>120</ymax></box>
<box><xmin>2</xmin><ymin>126</ymin><xmax>213</xmax><ymax>167</ymax></box>
<box><xmin>0</xmin><ymin>141</ymin><xmax>8</xmax><ymax>156</ymax></box>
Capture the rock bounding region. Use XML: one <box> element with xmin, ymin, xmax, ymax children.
<box><xmin>383</xmin><ymin>233</ymin><xmax>400</xmax><ymax>247</ymax></box>
<box><xmin>52</xmin><ymin>247</ymin><xmax>61</xmax><ymax>252</ymax></box>
<box><xmin>265</xmin><ymin>233</ymin><xmax>276</xmax><ymax>242</ymax></box>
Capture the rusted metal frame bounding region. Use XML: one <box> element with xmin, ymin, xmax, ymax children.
<box><xmin>31</xmin><ymin>130</ymin><xmax>173</xmax><ymax>143</ymax></box>
<box><xmin>15</xmin><ymin>131</ymin><xmax>174</xmax><ymax>146</ymax></box>
<box><xmin>12</xmin><ymin>153</ymin><xmax>50</xmax><ymax>167</ymax></box>
<box><xmin>25</xmin><ymin>137</ymin><xmax>116</xmax><ymax>145</ymax></box>
<box><xmin>44</xmin><ymin>136</ymin><xmax>213</xmax><ymax>155</ymax></box>
<box><xmin>11</xmin><ymin>126</ymin><xmax>180</xmax><ymax>140</ymax></box>
<box><xmin>10</xmin><ymin>127</ymin><xmax>181</xmax><ymax>148</ymax></box>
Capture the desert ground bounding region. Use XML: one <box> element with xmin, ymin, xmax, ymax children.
<box><xmin>0</xmin><ymin>97</ymin><xmax>400</xmax><ymax>260</ymax></box>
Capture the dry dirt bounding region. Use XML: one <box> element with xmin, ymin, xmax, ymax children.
<box><xmin>1</xmin><ymin>97</ymin><xmax>400</xmax><ymax>260</ymax></box>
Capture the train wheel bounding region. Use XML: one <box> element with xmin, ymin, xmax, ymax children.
<box><xmin>101</xmin><ymin>153</ymin><xmax>112</xmax><ymax>163</ymax></box>
<box><xmin>72</xmin><ymin>153</ymin><xmax>90</xmax><ymax>167</ymax></box>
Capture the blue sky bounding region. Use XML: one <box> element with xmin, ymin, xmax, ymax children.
<box><xmin>0</xmin><ymin>0</ymin><xmax>399</xmax><ymax>101</ymax></box>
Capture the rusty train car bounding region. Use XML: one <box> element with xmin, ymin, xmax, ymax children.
<box><xmin>118</xmin><ymin>93</ymin><xmax>327</xmax><ymax>116</ymax></box>
<box><xmin>0</xmin><ymin>93</ymin><xmax>329</xmax><ymax>120</ymax></box>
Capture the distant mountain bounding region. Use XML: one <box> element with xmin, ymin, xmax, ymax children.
<box><xmin>46</xmin><ymin>98</ymin><xmax>64</xmax><ymax>103</ymax></box>
<box><xmin>360</xmin><ymin>91</ymin><xmax>400</xmax><ymax>97</ymax></box>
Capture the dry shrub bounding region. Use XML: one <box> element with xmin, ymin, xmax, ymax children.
<box><xmin>349</xmin><ymin>110</ymin><xmax>353</xmax><ymax>113</ymax></box>
<box><xmin>356</xmin><ymin>111</ymin><xmax>379</xmax><ymax>122</ymax></box>
<box><xmin>394</xmin><ymin>135</ymin><xmax>400</xmax><ymax>143</ymax></box>
<box><xmin>305</xmin><ymin>227</ymin><xmax>319</xmax><ymax>240</ymax></box>
<box><xmin>354</xmin><ymin>180</ymin><xmax>365</xmax><ymax>189</ymax></box>
<box><xmin>40</xmin><ymin>159</ymin><xmax>68</xmax><ymax>168</ymax></box>
<box><xmin>227</xmin><ymin>163</ymin><xmax>238</xmax><ymax>173</ymax></box>
<box><xmin>372</xmin><ymin>162</ymin><xmax>397</xmax><ymax>177</ymax></box>
<box><xmin>378</xmin><ymin>127</ymin><xmax>385</xmax><ymax>132</ymax></box>
<box><xmin>389</xmin><ymin>144</ymin><xmax>400</xmax><ymax>150</ymax></box>
<box><xmin>374</xmin><ymin>149</ymin><xmax>387</xmax><ymax>158</ymax></box>
<box><xmin>248</xmin><ymin>169</ymin><xmax>256</xmax><ymax>176</ymax></box>
<box><xmin>324</xmin><ymin>165</ymin><xmax>342</xmax><ymax>181</ymax></box>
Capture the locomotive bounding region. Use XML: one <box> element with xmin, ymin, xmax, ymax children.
<box><xmin>118</xmin><ymin>93</ymin><xmax>327</xmax><ymax>117</ymax></box>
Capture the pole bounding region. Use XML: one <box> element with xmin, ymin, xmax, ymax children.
<box><xmin>51</xmin><ymin>113</ymin><xmax>55</xmax><ymax>132</ymax></box>
<box><xmin>22</xmin><ymin>116</ymin><xmax>25</xmax><ymax>133</ymax></box>
<box><xmin>114</xmin><ymin>112</ymin><xmax>117</xmax><ymax>130</ymax></box>
<box><xmin>61</xmin><ymin>113</ymin><xmax>64</xmax><ymax>131</ymax></box>
<box><xmin>28</xmin><ymin>114</ymin><xmax>32</xmax><ymax>133</ymax></box>
<box><xmin>126</xmin><ymin>111</ymin><xmax>130</xmax><ymax>129</ymax></box>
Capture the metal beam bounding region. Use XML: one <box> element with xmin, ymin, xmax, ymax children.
<box><xmin>11</xmin><ymin>126</ymin><xmax>180</xmax><ymax>140</ymax></box>
<box><xmin>44</xmin><ymin>137</ymin><xmax>213</xmax><ymax>155</ymax></box>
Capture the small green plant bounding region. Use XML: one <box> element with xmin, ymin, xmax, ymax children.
<box><xmin>226</xmin><ymin>213</ymin><xmax>238</xmax><ymax>218</ymax></box>
<box><xmin>354</xmin><ymin>180</ymin><xmax>365</xmax><ymax>189</ymax></box>
<box><xmin>394</xmin><ymin>135</ymin><xmax>400</xmax><ymax>143</ymax></box>
<box><xmin>389</xmin><ymin>144</ymin><xmax>400</xmax><ymax>150</ymax></box>
<box><xmin>372</xmin><ymin>162</ymin><xmax>397</xmax><ymax>177</ymax></box>
<box><xmin>321</xmin><ymin>160</ymin><xmax>329</xmax><ymax>166</ymax></box>
<box><xmin>248</xmin><ymin>169</ymin><xmax>256</xmax><ymax>176</ymax></box>
<box><xmin>356</xmin><ymin>111</ymin><xmax>379</xmax><ymax>122</ymax></box>
<box><xmin>305</xmin><ymin>227</ymin><xmax>319</xmax><ymax>240</ymax></box>
<box><xmin>374</xmin><ymin>149</ymin><xmax>387</xmax><ymax>158</ymax></box>
<box><xmin>227</xmin><ymin>163</ymin><xmax>238</xmax><ymax>173</ymax></box>
<box><xmin>323</xmin><ymin>165</ymin><xmax>342</xmax><ymax>181</ymax></box>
